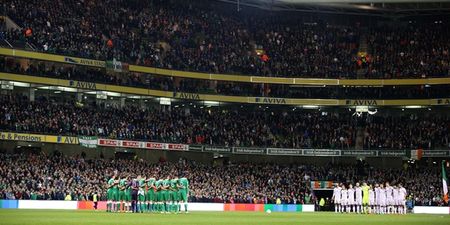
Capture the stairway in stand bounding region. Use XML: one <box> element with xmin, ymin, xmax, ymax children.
<box><xmin>356</xmin><ymin>27</ymin><xmax>369</xmax><ymax>79</ymax></box>
<box><xmin>355</xmin><ymin>127</ymin><xmax>365</xmax><ymax>150</ymax></box>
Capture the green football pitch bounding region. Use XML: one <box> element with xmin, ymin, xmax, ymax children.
<box><xmin>1</xmin><ymin>210</ymin><xmax>449</xmax><ymax>225</ymax></box>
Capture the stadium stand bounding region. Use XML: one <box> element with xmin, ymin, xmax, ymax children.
<box><xmin>0</xmin><ymin>0</ymin><xmax>448</xmax><ymax>79</ymax></box>
<box><xmin>1</xmin><ymin>56</ymin><xmax>450</xmax><ymax>100</ymax></box>
<box><xmin>0</xmin><ymin>0</ymin><xmax>449</xmax><ymax>218</ymax></box>
<box><xmin>0</xmin><ymin>153</ymin><xmax>445</xmax><ymax>206</ymax></box>
<box><xmin>0</xmin><ymin>94</ymin><xmax>448</xmax><ymax>149</ymax></box>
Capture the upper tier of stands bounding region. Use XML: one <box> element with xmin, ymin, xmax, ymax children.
<box><xmin>1</xmin><ymin>0</ymin><xmax>449</xmax><ymax>80</ymax></box>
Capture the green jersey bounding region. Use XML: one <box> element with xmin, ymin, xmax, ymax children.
<box><xmin>170</xmin><ymin>179</ymin><xmax>178</xmax><ymax>191</ymax></box>
<box><xmin>162</xmin><ymin>179</ymin><xmax>170</xmax><ymax>191</ymax></box>
<box><xmin>179</xmin><ymin>178</ymin><xmax>189</xmax><ymax>190</ymax></box>
<box><xmin>138</xmin><ymin>179</ymin><xmax>146</xmax><ymax>191</ymax></box>
<box><xmin>108</xmin><ymin>178</ymin><xmax>118</xmax><ymax>191</ymax></box>
<box><xmin>147</xmin><ymin>178</ymin><xmax>156</xmax><ymax>190</ymax></box>
<box><xmin>155</xmin><ymin>180</ymin><xmax>162</xmax><ymax>191</ymax></box>
<box><xmin>119</xmin><ymin>179</ymin><xmax>127</xmax><ymax>191</ymax></box>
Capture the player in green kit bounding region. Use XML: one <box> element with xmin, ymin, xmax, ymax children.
<box><xmin>169</xmin><ymin>177</ymin><xmax>180</xmax><ymax>213</ymax></box>
<box><xmin>362</xmin><ymin>182</ymin><xmax>370</xmax><ymax>214</ymax></box>
<box><xmin>107</xmin><ymin>175</ymin><xmax>119</xmax><ymax>212</ymax></box>
<box><xmin>137</xmin><ymin>176</ymin><xmax>146</xmax><ymax>213</ymax></box>
<box><xmin>118</xmin><ymin>176</ymin><xmax>128</xmax><ymax>212</ymax></box>
<box><xmin>178</xmin><ymin>177</ymin><xmax>189</xmax><ymax>213</ymax></box>
<box><xmin>161</xmin><ymin>176</ymin><xmax>171</xmax><ymax>213</ymax></box>
<box><xmin>146</xmin><ymin>177</ymin><xmax>156</xmax><ymax>213</ymax></box>
<box><xmin>155</xmin><ymin>179</ymin><xmax>163</xmax><ymax>213</ymax></box>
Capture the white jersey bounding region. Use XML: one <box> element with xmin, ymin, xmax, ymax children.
<box><xmin>348</xmin><ymin>188</ymin><xmax>355</xmax><ymax>204</ymax></box>
<box><xmin>386</xmin><ymin>186</ymin><xmax>393</xmax><ymax>199</ymax></box>
<box><xmin>333</xmin><ymin>187</ymin><xmax>342</xmax><ymax>203</ymax></box>
<box><xmin>399</xmin><ymin>187</ymin><xmax>407</xmax><ymax>205</ymax></box>
<box><xmin>341</xmin><ymin>190</ymin><xmax>348</xmax><ymax>205</ymax></box>
<box><xmin>374</xmin><ymin>187</ymin><xmax>380</xmax><ymax>205</ymax></box>
<box><xmin>355</xmin><ymin>187</ymin><xmax>363</xmax><ymax>204</ymax></box>
<box><xmin>369</xmin><ymin>189</ymin><xmax>375</xmax><ymax>205</ymax></box>
<box><xmin>379</xmin><ymin>188</ymin><xmax>386</xmax><ymax>206</ymax></box>
<box><xmin>399</xmin><ymin>187</ymin><xmax>407</xmax><ymax>200</ymax></box>
<box><xmin>385</xmin><ymin>186</ymin><xmax>394</xmax><ymax>205</ymax></box>
<box><xmin>393</xmin><ymin>188</ymin><xmax>399</xmax><ymax>204</ymax></box>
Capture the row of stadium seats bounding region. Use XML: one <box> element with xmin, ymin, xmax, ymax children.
<box><xmin>1</xmin><ymin>0</ymin><xmax>449</xmax><ymax>78</ymax></box>
<box><xmin>0</xmin><ymin>94</ymin><xmax>448</xmax><ymax>149</ymax></box>
<box><xmin>2</xmin><ymin>56</ymin><xmax>450</xmax><ymax>100</ymax></box>
<box><xmin>0</xmin><ymin>153</ymin><xmax>444</xmax><ymax>206</ymax></box>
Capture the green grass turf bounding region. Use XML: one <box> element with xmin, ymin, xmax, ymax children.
<box><xmin>0</xmin><ymin>210</ymin><xmax>449</xmax><ymax>225</ymax></box>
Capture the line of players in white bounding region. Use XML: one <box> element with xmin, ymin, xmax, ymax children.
<box><xmin>332</xmin><ymin>182</ymin><xmax>407</xmax><ymax>214</ymax></box>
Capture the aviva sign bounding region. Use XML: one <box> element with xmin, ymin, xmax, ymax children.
<box><xmin>69</xmin><ymin>80</ymin><xmax>97</xmax><ymax>90</ymax></box>
<box><xmin>346</xmin><ymin>99</ymin><xmax>379</xmax><ymax>106</ymax></box>
<box><xmin>173</xmin><ymin>92</ymin><xmax>201</xmax><ymax>100</ymax></box>
<box><xmin>255</xmin><ymin>97</ymin><xmax>287</xmax><ymax>105</ymax></box>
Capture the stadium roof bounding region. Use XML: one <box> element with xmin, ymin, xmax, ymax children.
<box><xmin>218</xmin><ymin>0</ymin><xmax>450</xmax><ymax>17</ymax></box>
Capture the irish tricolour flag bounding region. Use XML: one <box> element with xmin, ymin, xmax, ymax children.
<box><xmin>443</xmin><ymin>161</ymin><xmax>449</xmax><ymax>203</ymax></box>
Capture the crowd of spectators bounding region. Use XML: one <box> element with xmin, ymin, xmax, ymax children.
<box><xmin>0</xmin><ymin>94</ymin><xmax>355</xmax><ymax>149</ymax></box>
<box><xmin>2</xmin><ymin>56</ymin><xmax>450</xmax><ymax>100</ymax></box>
<box><xmin>363</xmin><ymin>114</ymin><xmax>450</xmax><ymax>150</ymax></box>
<box><xmin>0</xmin><ymin>94</ymin><xmax>449</xmax><ymax>149</ymax></box>
<box><xmin>0</xmin><ymin>152</ymin><xmax>445</xmax><ymax>206</ymax></box>
<box><xmin>1</xmin><ymin>0</ymin><xmax>449</xmax><ymax>79</ymax></box>
<box><xmin>3</xmin><ymin>0</ymin><xmax>357</xmax><ymax>78</ymax></box>
<box><xmin>365</xmin><ymin>23</ymin><xmax>450</xmax><ymax>78</ymax></box>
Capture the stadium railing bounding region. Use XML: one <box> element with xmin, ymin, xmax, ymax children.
<box><xmin>1</xmin><ymin>72</ymin><xmax>450</xmax><ymax>106</ymax></box>
<box><xmin>1</xmin><ymin>47</ymin><xmax>450</xmax><ymax>86</ymax></box>
<box><xmin>1</xmin><ymin>132</ymin><xmax>449</xmax><ymax>157</ymax></box>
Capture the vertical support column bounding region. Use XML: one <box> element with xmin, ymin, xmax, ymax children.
<box><xmin>120</xmin><ymin>97</ymin><xmax>125</xmax><ymax>108</ymax></box>
<box><xmin>29</xmin><ymin>88</ymin><xmax>35</xmax><ymax>102</ymax></box>
<box><xmin>76</xmin><ymin>92</ymin><xmax>83</xmax><ymax>102</ymax></box>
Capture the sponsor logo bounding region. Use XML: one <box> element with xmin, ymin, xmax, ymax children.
<box><xmin>147</xmin><ymin>142</ymin><xmax>164</xmax><ymax>150</ymax></box>
<box><xmin>437</xmin><ymin>99</ymin><xmax>450</xmax><ymax>105</ymax></box>
<box><xmin>64</xmin><ymin>57</ymin><xmax>105</xmax><ymax>67</ymax></box>
<box><xmin>204</xmin><ymin>146</ymin><xmax>232</xmax><ymax>153</ymax></box>
<box><xmin>378</xmin><ymin>151</ymin><xmax>406</xmax><ymax>157</ymax></box>
<box><xmin>175</xmin><ymin>92</ymin><xmax>201</xmax><ymax>100</ymax></box>
<box><xmin>167</xmin><ymin>144</ymin><xmax>188</xmax><ymax>151</ymax></box>
<box><xmin>98</xmin><ymin>139</ymin><xmax>119</xmax><ymax>146</ymax></box>
<box><xmin>255</xmin><ymin>97</ymin><xmax>287</xmax><ymax>104</ymax></box>
<box><xmin>346</xmin><ymin>100</ymin><xmax>378</xmax><ymax>106</ymax></box>
<box><xmin>0</xmin><ymin>132</ymin><xmax>43</xmax><ymax>142</ymax></box>
<box><xmin>122</xmin><ymin>141</ymin><xmax>140</xmax><ymax>148</ymax></box>
<box><xmin>422</xmin><ymin>150</ymin><xmax>449</xmax><ymax>157</ymax></box>
<box><xmin>341</xmin><ymin>150</ymin><xmax>377</xmax><ymax>156</ymax></box>
<box><xmin>57</xmin><ymin>136</ymin><xmax>79</xmax><ymax>144</ymax></box>
<box><xmin>267</xmin><ymin>148</ymin><xmax>302</xmax><ymax>155</ymax></box>
<box><xmin>303</xmin><ymin>149</ymin><xmax>341</xmax><ymax>156</ymax></box>
<box><xmin>69</xmin><ymin>80</ymin><xmax>97</xmax><ymax>90</ymax></box>
<box><xmin>233</xmin><ymin>147</ymin><xmax>265</xmax><ymax>154</ymax></box>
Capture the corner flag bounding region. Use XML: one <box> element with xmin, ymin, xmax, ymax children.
<box><xmin>443</xmin><ymin>161</ymin><xmax>449</xmax><ymax>203</ymax></box>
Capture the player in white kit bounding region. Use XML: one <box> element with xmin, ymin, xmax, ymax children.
<box><xmin>379</xmin><ymin>184</ymin><xmax>386</xmax><ymax>214</ymax></box>
<box><xmin>374</xmin><ymin>183</ymin><xmax>380</xmax><ymax>214</ymax></box>
<box><xmin>392</xmin><ymin>185</ymin><xmax>399</xmax><ymax>214</ymax></box>
<box><xmin>341</xmin><ymin>185</ymin><xmax>348</xmax><ymax>213</ymax></box>
<box><xmin>398</xmin><ymin>183</ymin><xmax>407</xmax><ymax>214</ymax></box>
<box><xmin>385</xmin><ymin>182</ymin><xmax>394</xmax><ymax>214</ymax></box>
<box><xmin>347</xmin><ymin>184</ymin><xmax>355</xmax><ymax>213</ymax></box>
<box><xmin>332</xmin><ymin>183</ymin><xmax>342</xmax><ymax>213</ymax></box>
<box><xmin>354</xmin><ymin>182</ymin><xmax>363</xmax><ymax>213</ymax></box>
<box><xmin>368</xmin><ymin>185</ymin><xmax>375</xmax><ymax>214</ymax></box>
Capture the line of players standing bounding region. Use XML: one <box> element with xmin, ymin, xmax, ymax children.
<box><xmin>332</xmin><ymin>182</ymin><xmax>407</xmax><ymax>214</ymax></box>
<box><xmin>106</xmin><ymin>174</ymin><xmax>190</xmax><ymax>214</ymax></box>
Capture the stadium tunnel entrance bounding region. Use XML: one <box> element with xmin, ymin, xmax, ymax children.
<box><xmin>312</xmin><ymin>189</ymin><xmax>334</xmax><ymax>211</ymax></box>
